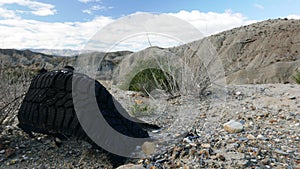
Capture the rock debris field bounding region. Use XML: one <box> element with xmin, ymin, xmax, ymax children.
<box><xmin>0</xmin><ymin>83</ymin><xmax>300</xmax><ymax>169</ymax></box>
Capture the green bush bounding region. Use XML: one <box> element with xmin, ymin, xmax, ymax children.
<box><xmin>292</xmin><ymin>71</ymin><xmax>300</xmax><ymax>84</ymax></box>
<box><xmin>128</xmin><ymin>68</ymin><xmax>178</xmax><ymax>95</ymax></box>
<box><xmin>129</xmin><ymin>102</ymin><xmax>154</xmax><ymax>117</ymax></box>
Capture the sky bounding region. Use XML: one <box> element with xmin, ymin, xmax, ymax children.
<box><xmin>0</xmin><ymin>0</ymin><xmax>299</xmax><ymax>51</ymax></box>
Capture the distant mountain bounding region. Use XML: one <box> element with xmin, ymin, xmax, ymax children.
<box><xmin>29</xmin><ymin>49</ymin><xmax>91</xmax><ymax>57</ymax></box>
<box><xmin>0</xmin><ymin>48</ymin><xmax>70</xmax><ymax>69</ymax></box>
<box><xmin>0</xmin><ymin>48</ymin><xmax>133</xmax><ymax>80</ymax></box>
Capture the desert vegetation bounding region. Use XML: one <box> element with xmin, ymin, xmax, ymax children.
<box><xmin>0</xmin><ymin>66</ymin><xmax>34</xmax><ymax>125</ymax></box>
<box><xmin>128</xmin><ymin>68</ymin><xmax>179</xmax><ymax>96</ymax></box>
<box><xmin>293</xmin><ymin>71</ymin><xmax>300</xmax><ymax>84</ymax></box>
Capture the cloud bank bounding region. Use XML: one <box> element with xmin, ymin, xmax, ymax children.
<box><xmin>0</xmin><ymin>0</ymin><xmax>56</xmax><ymax>17</ymax></box>
<box><xmin>0</xmin><ymin>3</ymin><xmax>259</xmax><ymax>51</ymax></box>
<box><xmin>0</xmin><ymin>7</ymin><xmax>262</xmax><ymax>50</ymax></box>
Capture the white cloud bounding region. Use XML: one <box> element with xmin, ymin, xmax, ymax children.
<box><xmin>82</xmin><ymin>9</ymin><xmax>92</xmax><ymax>15</ymax></box>
<box><xmin>0</xmin><ymin>16</ymin><xmax>114</xmax><ymax>50</ymax></box>
<box><xmin>169</xmin><ymin>10</ymin><xmax>257</xmax><ymax>36</ymax></box>
<box><xmin>78</xmin><ymin>0</ymin><xmax>101</xmax><ymax>3</ymax></box>
<box><xmin>0</xmin><ymin>7</ymin><xmax>20</xmax><ymax>19</ymax></box>
<box><xmin>253</xmin><ymin>3</ymin><xmax>265</xmax><ymax>10</ymax></box>
<box><xmin>0</xmin><ymin>10</ymin><xmax>258</xmax><ymax>51</ymax></box>
<box><xmin>0</xmin><ymin>0</ymin><xmax>56</xmax><ymax>17</ymax></box>
<box><xmin>287</xmin><ymin>14</ymin><xmax>300</xmax><ymax>19</ymax></box>
<box><xmin>82</xmin><ymin>5</ymin><xmax>113</xmax><ymax>15</ymax></box>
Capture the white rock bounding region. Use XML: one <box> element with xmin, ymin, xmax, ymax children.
<box><xmin>223</xmin><ymin>120</ymin><xmax>244</xmax><ymax>133</ymax></box>
<box><xmin>142</xmin><ymin>141</ymin><xmax>155</xmax><ymax>155</ymax></box>
<box><xmin>257</xmin><ymin>134</ymin><xmax>267</xmax><ymax>140</ymax></box>
<box><xmin>247</xmin><ymin>134</ymin><xmax>256</xmax><ymax>140</ymax></box>
<box><xmin>235</xmin><ymin>91</ymin><xmax>242</xmax><ymax>95</ymax></box>
<box><xmin>116</xmin><ymin>164</ymin><xmax>145</xmax><ymax>169</ymax></box>
<box><xmin>183</xmin><ymin>137</ymin><xmax>192</xmax><ymax>143</ymax></box>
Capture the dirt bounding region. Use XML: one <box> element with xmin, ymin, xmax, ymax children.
<box><xmin>0</xmin><ymin>83</ymin><xmax>299</xmax><ymax>168</ymax></box>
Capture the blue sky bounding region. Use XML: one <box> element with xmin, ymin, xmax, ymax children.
<box><xmin>0</xmin><ymin>0</ymin><xmax>299</xmax><ymax>51</ymax></box>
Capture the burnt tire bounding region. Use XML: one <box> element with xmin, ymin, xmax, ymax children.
<box><xmin>17</xmin><ymin>67</ymin><xmax>150</xmax><ymax>164</ymax></box>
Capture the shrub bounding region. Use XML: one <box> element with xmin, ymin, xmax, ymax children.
<box><xmin>292</xmin><ymin>71</ymin><xmax>300</xmax><ymax>84</ymax></box>
<box><xmin>129</xmin><ymin>102</ymin><xmax>154</xmax><ymax>117</ymax></box>
<box><xmin>128</xmin><ymin>68</ymin><xmax>179</xmax><ymax>96</ymax></box>
<box><xmin>0</xmin><ymin>66</ymin><xmax>34</xmax><ymax>125</ymax></box>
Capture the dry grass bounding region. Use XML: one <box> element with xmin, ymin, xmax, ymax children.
<box><xmin>0</xmin><ymin>66</ymin><xmax>33</xmax><ymax>125</ymax></box>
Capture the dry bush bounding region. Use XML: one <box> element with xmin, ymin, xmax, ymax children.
<box><xmin>293</xmin><ymin>71</ymin><xmax>300</xmax><ymax>84</ymax></box>
<box><xmin>0</xmin><ymin>66</ymin><xmax>33</xmax><ymax>126</ymax></box>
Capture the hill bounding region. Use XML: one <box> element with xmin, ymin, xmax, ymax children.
<box><xmin>1</xmin><ymin>18</ymin><xmax>299</xmax><ymax>85</ymax></box>
<box><xmin>114</xmin><ymin>18</ymin><xmax>300</xmax><ymax>88</ymax></box>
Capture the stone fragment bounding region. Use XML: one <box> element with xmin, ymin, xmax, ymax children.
<box><xmin>201</xmin><ymin>143</ymin><xmax>211</xmax><ymax>148</ymax></box>
<box><xmin>223</xmin><ymin>120</ymin><xmax>244</xmax><ymax>133</ymax></box>
<box><xmin>5</xmin><ymin>148</ymin><xmax>15</xmax><ymax>158</ymax></box>
<box><xmin>247</xmin><ymin>134</ymin><xmax>256</xmax><ymax>140</ymax></box>
<box><xmin>116</xmin><ymin>164</ymin><xmax>145</xmax><ymax>169</ymax></box>
<box><xmin>142</xmin><ymin>142</ymin><xmax>155</xmax><ymax>155</ymax></box>
<box><xmin>274</xmin><ymin>149</ymin><xmax>289</xmax><ymax>155</ymax></box>
<box><xmin>257</xmin><ymin>134</ymin><xmax>268</xmax><ymax>140</ymax></box>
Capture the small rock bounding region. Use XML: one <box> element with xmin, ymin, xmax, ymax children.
<box><xmin>54</xmin><ymin>137</ymin><xmax>62</xmax><ymax>147</ymax></box>
<box><xmin>19</xmin><ymin>144</ymin><xmax>26</xmax><ymax>148</ymax></box>
<box><xmin>142</xmin><ymin>142</ymin><xmax>155</xmax><ymax>155</ymax></box>
<box><xmin>223</xmin><ymin>120</ymin><xmax>244</xmax><ymax>133</ymax></box>
<box><xmin>226</xmin><ymin>152</ymin><xmax>244</xmax><ymax>160</ymax></box>
<box><xmin>247</xmin><ymin>134</ymin><xmax>256</xmax><ymax>140</ymax></box>
<box><xmin>257</xmin><ymin>134</ymin><xmax>267</xmax><ymax>140</ymax></box>
<box><xmin>274</xmin><ymin>149</ymin><xmax>289</xmax><ymax>155</ymax></box>
<box><xmin>201</xmin><ymin>143</ymin><xmax>211</xmax><ymax>148</ymax></box>
<box><xmin>183</xmin><ymin>138</ymin><xmax>192</xmax><ymax>143</ymax></box>
<box><xmin>217</xmin><ymin>154</ymin><xmax>226</xmax><ymax>161</ymax></box>
<box><xmin>269</xmin><ymin>119</ymin><xmax>278</xmax><ymax>123</ymax></box>
<box><xmin>116</xmin><ymin>164</ymin><xmax>145</xmax><ymax>169</ymax></box>
<box><xmin>5</xmin><ymin>148</ymin><xmax>15</xmax><ymax>158</ymax></box>
<box><xmin>250</xmin><ymin>158</ymin><xmax>257</xmax><ymax>163</ymax></box>
<box><xmin>288</xmin><ymin>96</ymin><xmax>296</xmax><ymax>100</ymax></box>
<box><xmin>199</xmin><ymin>149</ymin><xmax>210</xmax><ymax>158</ymax></box>
<box><xmin>6</xmin><ymin>159</ymin><xmax>18</xmax><ymax>166</ymax></box>
<box><xmin>183</xmin><ymin>165</ymin><xmax>190</xmax><ymax>169</ymax></box>
<box><xmin>22</xmin><ymin>155</ymin><xmax>29</xmax><ymax>160</ymax></box>
<box><xmin>237</xmin><ymin>159</ymin><xmax>249</xmax><ymax>167</ymax></box>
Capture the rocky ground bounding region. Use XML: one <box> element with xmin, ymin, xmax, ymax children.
<box><xmin>0</xmin><ymin>83</ymin><xmax>299</xmax><ymax>169</ymax></box>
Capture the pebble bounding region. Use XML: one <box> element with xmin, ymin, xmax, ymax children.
<box><xmin>142</xmin><ymin>142</ymin><xmax>156</xmax><ymax>155</ymax></box>
<box><xmin>237</xmin><ymin>159</ymin><xmax>249</xmax><ymax>167</ymax></box>
<box><xmin>183</xmin><ymin>138</ymin><xmax>192</xmax><ymax>143</ymax></box>
<box><xmin>247</xmin><ymin>134</ymin><xmax>256</xmax><ymax>140</ymax></box>
<box><xmin>116</xmin><ymin>164</ymin><xmax>145</xmax><ymax>169</ymax></box>
<box><xmin>223</xmin><ymin>120</ymin><xmax>244</xmax><ymax>133</ymax></box>
<box><xmin>5</xmin><ymin>148</ymin><xmax>15</xmax><ymax>158</ymax></box>
<box><xmin>274</xmin><ymin>149</ymin><xmax>289</xmax><ymax>155</ymax></box>
<box><xmin>226</xmin><ymin>152</ymin><xmax>244</xmax><ymax>160</ymax></box>
<box><xmin>201</xmin><ymin>143</ymin><xmax>211</xmax><ymax>148</ymax></box>
<box><xmin>288</xmin><ymin>96</ymin><xmax>296</xmax><ymax>100</ymax></box>
<box><xmin>257</xmin><ymin>134</ymin><xmax>268</xmax><ymax>140</ymax></box>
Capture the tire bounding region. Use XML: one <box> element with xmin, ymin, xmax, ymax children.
<box><xmin>17</xmin><ymin>66</ymin><xmax>150</xmax><ymax>162</ymax></box>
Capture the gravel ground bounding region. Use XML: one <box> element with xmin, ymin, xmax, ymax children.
<box><xmin>0</xmin><ymin>83</ymin><xmax>299</xmax><ymax>168</ymax></box>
